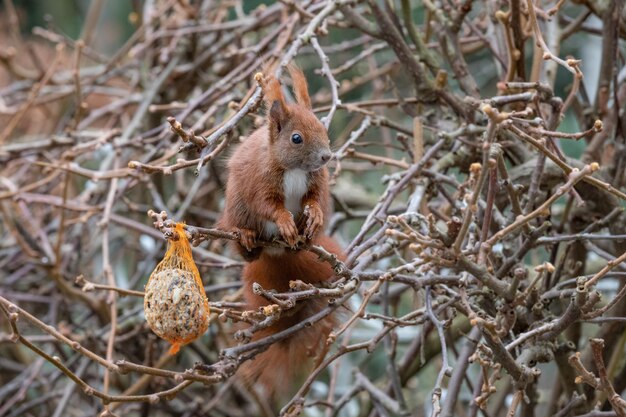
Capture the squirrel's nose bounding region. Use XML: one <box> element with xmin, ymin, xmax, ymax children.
<box><xmin>321</xmin><ymin>151</ymin><xmax>332</xmax><ymax>163</ymax></box>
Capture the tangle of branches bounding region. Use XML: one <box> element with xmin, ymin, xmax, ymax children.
<box><xmin>1</xmin><ymin>1</ymin><xmax>626</xmax><ymax>416</ymax></box>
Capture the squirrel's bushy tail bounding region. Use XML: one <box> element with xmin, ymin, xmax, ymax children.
<box><xmin>237</xmin><ymin>235</ymin><xmax>344</xmax><ymax>397</ymax></box>
<box><xmin>238</xmin><ymin>298</ymin><xmax>336</xmax><ymax>395</ymax></box>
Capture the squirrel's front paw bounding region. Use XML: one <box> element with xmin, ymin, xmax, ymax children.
<box><xmin>237</xmin><ymin>228</ymin><xmax>256</xmax><ymax>252</ymax></box>
<box><xmin>275</xmin><ymin>211</ymin><xmax>299</xmax><ymax>248</ymax></box>
<box><xmin>304</xmin><ymin>203</ymin><xmax>323</xmax><ymax>239</ymax></box>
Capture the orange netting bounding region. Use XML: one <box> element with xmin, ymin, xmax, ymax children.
<box><xmin>144</xmin><ymin>223</ymin><xmax>210</xmax><ymax>354</ymax></box>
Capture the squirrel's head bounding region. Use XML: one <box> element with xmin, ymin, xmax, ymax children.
<box><xmin>262</xmin><ymin>65</ymin><xmax>332</xmax><ymax>172</ymax></box>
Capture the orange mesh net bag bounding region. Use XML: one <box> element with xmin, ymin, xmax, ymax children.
<box><xmin>144</xmin><ymin>223</ymin><xmax>210</xmax><ymax>355</ymax></box>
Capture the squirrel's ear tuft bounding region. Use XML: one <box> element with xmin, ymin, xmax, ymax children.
<box><xmin>261</xmin><ymin>70</ymin><xmax>286</xmax><ymax>110</ymax></box>
<box><xmin>288</xmin><ymin>64</ymin><xmax>312</xmax><ymax>109</ymax></box>
<box><xmin>269</xmin><ymin>100</ymin><xmax>287</xmax><ymax>134</ymax></box>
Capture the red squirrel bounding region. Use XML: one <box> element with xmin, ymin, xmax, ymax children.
<box><xmin>220</xmin><ymin>65</ymin><xmax>332</xmax><ymax>261</ymax></box>
<box><xmin>239</xmin><ymin>234</ymin><xmax>344</xmax><ymax>395</ymax></box>
<box><xmin>220</xmin><ymin>65</ymin><xmax>343</xmax><ymax>396</ymax></box>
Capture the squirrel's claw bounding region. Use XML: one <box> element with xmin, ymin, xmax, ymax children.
<box><xmin>237</xmin><ymin>228</ymin><xmax>256</xmax><ymax>252</ymax></box>
<box><xmin>276</xmin><ymin>211</ymin><xmax>299</xmax><ymax>248</ymax></box>
<box><xmin>304</xmin><ymin>203</ymin><xmax>324</xmax><ymax>239</ymax></box>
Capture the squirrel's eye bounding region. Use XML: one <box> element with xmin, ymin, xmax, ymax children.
<box><xmin>291</xmin><ymin>133</ymin><xmax>303</xmax><ymax>144</ymax></box>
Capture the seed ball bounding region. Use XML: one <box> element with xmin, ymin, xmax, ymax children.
<box><xmin>144</xmin><ymin>268</ymin><xmax>209</xmax><ymax>352</ymax></box>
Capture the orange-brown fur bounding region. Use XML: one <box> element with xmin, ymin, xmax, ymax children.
<box><xmin>219</xmin><ymin>66</ymin><xmax>341</xmax><ymax>398</ymax></box>
<box><xmin>219</xmin><ymin>66</ymin><xmax>332</xmax><ymax>260</ymax></box>
<box><xmin>238</xmin><ymin>234</ymin><xmax>344</xmax><ymax>395</ymax></box>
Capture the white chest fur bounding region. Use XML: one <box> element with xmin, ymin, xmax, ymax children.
<box><xmin>261</xmin><ymin>169</ymin><xmax>309</xmax><ymax>248</ymax></box>
<box><xmin>283</xmin><ymin>168</ymin><xmax>309</xmax><ymax>216</ymax></box>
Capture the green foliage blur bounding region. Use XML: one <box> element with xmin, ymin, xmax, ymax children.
<box><xmin>8</xmin><ymin>0</ymin><xmax>135</xmax><ymax>53</ymax></box>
